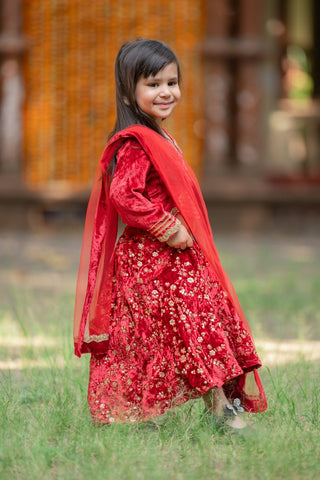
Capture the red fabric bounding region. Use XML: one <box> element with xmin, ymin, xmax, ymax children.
<box><xmin>109</xmin><ymin>139</ymin><xmax>179</xmax><ymax>238</ymax></box>
<box><xmin>88</xmin><ymin>227</ymin><xmax>263</xmax><ymax>423</ymax></box>
<box><xmin>74</xmin><ymin>125</ymin><xmax>267</xmax><ymax>413</ymax></box>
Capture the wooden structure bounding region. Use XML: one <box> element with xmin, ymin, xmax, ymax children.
<box><xmin>0</xmin><ymin>0</ymin><xmax>319</xmax><ymax>230</ymax></box>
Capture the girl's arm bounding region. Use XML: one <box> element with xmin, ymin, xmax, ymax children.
<box><xmin>110</xmin><ymin>139</ymin><xmax>184</xmax><ymax>244</ymax></box>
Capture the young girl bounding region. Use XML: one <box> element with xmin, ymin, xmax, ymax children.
<box><xmin>73</xmin><ymin>39</ymin><xmax>267</xmax><ymax>430</ymax></box>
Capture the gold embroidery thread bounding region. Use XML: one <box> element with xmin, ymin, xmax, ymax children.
<box><xmin>84</xmin><ymin>334</ymin><xmax>109</xmax><ymax>343</ymax></box>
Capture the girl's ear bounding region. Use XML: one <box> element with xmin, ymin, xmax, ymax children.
<box><xmin>123</xmin><ymin>97</ymin><xmax>130</xmax><ymax>106</ymax></box>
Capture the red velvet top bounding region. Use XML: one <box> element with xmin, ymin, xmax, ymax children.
<box><xmin>110</xmin><ymin>139</ymin><xmax>180</xmax><ymax>242</ymax></box>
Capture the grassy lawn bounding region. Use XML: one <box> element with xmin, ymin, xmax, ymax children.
<box><xmin>0</xmin><ymin>231</ymin><xmax>319</xmax><ymax>479</ymax></box>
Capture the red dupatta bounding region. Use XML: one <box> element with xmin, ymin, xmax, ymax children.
<box><xmin>73</xmin><ymin>125</ymin><xmax>267</xmax><ymax>412</ymax></box>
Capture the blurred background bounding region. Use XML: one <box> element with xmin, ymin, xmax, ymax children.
<box><xmin>0</xmin><ymin>0</ymin><xmax>319</xmax><ymax>232</ymax></box>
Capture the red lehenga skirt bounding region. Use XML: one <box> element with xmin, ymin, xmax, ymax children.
<box><xmin>88</xmin><ymin>227</ymin><xmax>261</xmax><ymax>424</ymax></box>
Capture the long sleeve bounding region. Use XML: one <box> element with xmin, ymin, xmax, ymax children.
<box><xmin>109</xmin><ymin>139</ymin><xmax>180</xmax><ymax>242</ymax></box>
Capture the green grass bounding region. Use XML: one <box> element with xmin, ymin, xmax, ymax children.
<box><xmin>0</xmin><ymin>354</ymin><xmax>319</xmax><ymax>480</ymax></box>
<box><xmin>215</xmin><ymin>234</ymin><xmax>320</xmax><ymax>340</ymax></box>
<box><xmin>0</xmin><ymin>232</ymin><xmax>320</xmax><ymax>479</ymax></box>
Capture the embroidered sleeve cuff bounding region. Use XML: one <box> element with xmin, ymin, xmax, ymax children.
<box><xmin>149</xmin><ymin>213</ymin><xmax>181</xmax><ymax>242</ymax></box>
<box><xmin>170</xmin><ymin>207</ymin><xmax>179</xmax><ymax>217</ymax></box>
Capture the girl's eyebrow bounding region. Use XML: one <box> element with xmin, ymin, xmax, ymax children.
<box><xmin>146</xmin><ymin>76</ymin><xmax>178</xmax><ymax>82</ymax></box>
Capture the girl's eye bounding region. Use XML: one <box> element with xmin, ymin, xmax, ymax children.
<box><xmin>168</xmin><ymin>81</ymin><xmax>178</xmax><ymax>86</ymax></box>
<box><xmin>148</xmin><ymin>83</ymin><xmax>158</xmax><ymax>87</ymax></box>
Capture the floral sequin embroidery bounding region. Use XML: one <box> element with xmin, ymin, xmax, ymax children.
<box><xmin>87</xmin><ymin>228</ymin><xmax>261</xmax><ymax>424</ymax></box>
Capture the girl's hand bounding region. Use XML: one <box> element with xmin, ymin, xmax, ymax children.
<box><xmin>176</xmin><ymin>213</ymin><xmax>192</xmax><ymax>235</ymax></box>
<box><xmin>167</xmin><ymin>224</ymin><xmax>193</xmax><ymax>250</ymax></box>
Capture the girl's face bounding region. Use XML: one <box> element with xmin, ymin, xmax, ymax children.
<box><xmin>135</xmin><ymin>62</ymin><xmax>181</xmax><ymax>126</ymax></box>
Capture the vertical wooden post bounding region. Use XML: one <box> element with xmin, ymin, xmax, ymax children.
<box><xmin>0</xmin><ymin>0</ymin><xmax>25</xmax><ymax>176</ymax></box>
<box><xmin>312</xmin><ymin>0</ymin><xmax>320</xmax><ymax>98</ymax></box>
<box><xmin>203</xmin><ymin>0</ymin><xmax>268</xmax><ymax>179</ymax></box>
<box><xmin>203</xmin><ymin>0</ymin><xmax>233</xmax><ymax>173</ymax></box>
<box><xmin>235</xmin><ymin>0</ymin><xmax>264</xmax><ymax>168</ymax></box>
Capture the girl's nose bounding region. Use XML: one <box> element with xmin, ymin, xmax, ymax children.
<box><xmin>159</xmin><ymin>85</ymin><xmax>170</xmax><ymax>96</ymax></box>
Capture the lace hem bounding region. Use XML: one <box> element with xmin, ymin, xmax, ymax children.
<box><xmin>84</xmin><ymin>334</ymin><xmax>110</xmax><ymax>344</ymax></box>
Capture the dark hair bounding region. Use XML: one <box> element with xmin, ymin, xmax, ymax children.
<box><xmin>109</xmin><ymin>39</ymin><xmax>181</xmax><ymax>139</ymax></box>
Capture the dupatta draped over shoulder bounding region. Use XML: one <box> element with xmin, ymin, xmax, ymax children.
<box><xmin>73</xmin><ymin>125</ymin><xmax>267</xmax><ymax>412</ymax></box>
